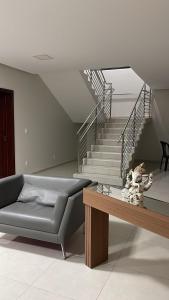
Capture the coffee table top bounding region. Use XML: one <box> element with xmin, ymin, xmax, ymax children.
<box><xmin>89</xmin><ymin>184</ymin><xmax>169</xmax><ymax>218</ymax></box>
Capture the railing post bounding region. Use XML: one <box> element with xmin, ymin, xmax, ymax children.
<box><xmin>121</xmin><ymin>133</ymin><xmax>124</xmax><ymax>179</ymax></box>
<box><xmin>143</xmin><ymin>87</ymin><xmax>146</xmax><ymax>116</ymax></box>
<box><xmin>149</xmin><ymin>89</ymin><xmax>152</xmax><ymax>118</ymax></box>
<box><xmin>90</xmin><ymin>71</ymin><xmax>93</xmax><ymax>87</ymax></box>
<box><xmin>133</xmin><ymin>107</ymin><xmax>136</xmax><ymax>147</ymax></box>
<box><xmin>77</xmin><ymin>136</ymin><xmax>81</xmax><ymax>172</ymax></box>
<box><xmin>103</xmin><ymin>82</ymin><xmax>105</xmax><ymax>104</ymax></box>
<box><xmin>109</xmin><ymin>85</ymin><xmax>112</xmax><ymax>120</ymax></box>
<box><xmin>102</xmin><ymin>83</ymin><xmax>105</xmax><ymax>116</ymax></box>
<box><xmin>95</xmin><ymin>108</ymin><xmax>97</xmax><ymax>143</ymax></box>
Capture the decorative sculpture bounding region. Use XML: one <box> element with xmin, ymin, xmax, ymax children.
<box><xmin>122</xmin><ymin>163</ymin><xmax>153</xmax><ymax>207</ymax></box>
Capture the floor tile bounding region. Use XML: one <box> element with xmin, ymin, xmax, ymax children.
<box><xmin>115</xmin><ymin>228</ymin><xmax>169</xmax><ymax>279</ymax></box>
<box><xmin>0</xmin><ymin>232</ymin><xmax>17</xmax><ymax>245</ymax></box>
<box><xmin>0</xmin><ymin>247</ymin><xmax>55</xmax><ymax>285</ymax></box>
<box><xmin>37</xmin><ymin>161</ymin><xmax>77</xmax><ymax>178</ymax></box>
<box><xmin>19</xmin><ymin>286</ymin><xmax>73</xmax><ymax>300</ymax></box>
<box><xmin>0</xmin><ymin>161</ymin><xmax>169</xmax><ymax>300</ymax></box>
<box><xmin>3</xmin><ymin>236</ymin><xmax>64</xmax><ymax>259</ymax></box>
<box><xmin>0</xmin><ymin>233</ymin><xmax>19</xmax><ymax>256</ymax></box>
<box><xmin>144</xmin><ymin>165</ymin><xmax>169</xmax><ymax>203</ymax></box>
<box><xmin>107</xmin><ymin>217</ymin><xmax>136</xmax><ymax>264</ymax></box>
<box><xmin>34</xmin><ymin>257</ymin><xmax>112</xmax><ymax>300</ymax></box>
<box><xmin>98</xmin><ymin>271</ymin><xmax>169</xmax><ymax>300</ymax></box>
<box><xmin>0</xmin><ymin>275</ymin><xmax>28</xmax><ymax>300</ymax></box>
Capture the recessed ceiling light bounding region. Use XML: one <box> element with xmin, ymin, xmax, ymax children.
<box><xmin>33</xmin><ymin>54</ymin><xmax>54</xmax><ymax>60</ymax></box>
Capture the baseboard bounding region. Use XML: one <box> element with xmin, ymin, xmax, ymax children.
<box><xmin>32</xmin><ymin>159</ymin><xmax>77</xmax><ymax>175</ymax></box>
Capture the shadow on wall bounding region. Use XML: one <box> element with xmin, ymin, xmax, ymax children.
<box><xmin>135</xmin><ymin>90</ymin><xmax>169</xmax><ymax>163</ymax></box>
<box><xmin>135</xmin><ymin>120</ymin><xmax>161</xmax><ymax>162</ymax></box>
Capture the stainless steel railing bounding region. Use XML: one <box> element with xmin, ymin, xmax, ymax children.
<box><xmin>77</xmin><ymin>69</ymin><xmax>114</xmax><ymax>172</ymax></box>
<box><xmin>119</xmin><ymin>83</ymin><xmax>152</xmax><ymax>179</ymax></box>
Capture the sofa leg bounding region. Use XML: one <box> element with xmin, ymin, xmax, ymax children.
<box><xmin>61</xmin><ymin>243</ymin><xmax>66</xmax><ymax>259</ymax></box>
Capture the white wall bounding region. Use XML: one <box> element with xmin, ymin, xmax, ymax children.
<box><xmin>111</xmin><ymin>98</ymin><xmax>135</xmax><ymax>117</ymax></box>
<box><xmin>103</xmin><ymin>69</ymin><xmax>144</xmax><ymax>117</ymax></box>
<box><xmin>40</xmin><ymin>70</ymin><xmax>95</xmax><ymax>122</ymax></box>
<box><xmin>103</xmin><ymin>69</ymin><xmax>144</xmax><ymax>99</ymax></box>
<box><xmin>0</xmin><ymin>64</ymin><xmax>76</xmax><ymax>174</ymax></box>
<box><xmin>135</xmin><ymin>89</ymin><xmax>169</xmax><ymax>162</ymax></box>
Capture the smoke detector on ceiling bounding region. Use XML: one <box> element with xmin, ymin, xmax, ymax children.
<box><xmin>33</xmin><ymin>54</ymin><xmax>54</xmax><ymax>60</ymax></box>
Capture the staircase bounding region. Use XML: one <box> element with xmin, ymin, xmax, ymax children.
<box><xmin>75</xmin><ymin>117</ymin><xmax>126</xmax><ymax>185</ymax></box>
<box><xmin>74</xmin><ymin>69</ymin><xmax>152</xmax><ymax>186</ymax></box>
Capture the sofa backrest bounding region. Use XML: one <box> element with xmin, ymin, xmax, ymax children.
<box><xmin>0</xmin><ymin>174</ymin><xmax>24</xmax><ymax>208</ymax></box>
<box><xmin>24</xmin><ymin>175</ymin><xmax>91</xmax><ymax>196</ymax></box>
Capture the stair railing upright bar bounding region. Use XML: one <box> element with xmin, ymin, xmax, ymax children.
<box><xmin>77</xmin><ymin>97</ymin><xmax>103</xmax><ymax>136</ymax></box>
<box><xmin>77</xmin><ymin>70</ymin><xmax>106</xmax><ymax>135</ymax></box>
<box><xmin>118</xmin><ymin>83</ymin><xmax>152</xmax><ymax>179</ymax></box>
<box><xmin>77</xmin><ymin>69</ymin><xmax>114</xmax><ymax>172</ymax></box>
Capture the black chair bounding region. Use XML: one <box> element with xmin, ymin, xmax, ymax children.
<box><xmin>160</xmin><ymin>141</ymin><xmax>169</xmax><ymax>171</ymax></box>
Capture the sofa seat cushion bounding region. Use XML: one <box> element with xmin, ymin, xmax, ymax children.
<box><xmin>0</xmin><ymin>194</ymin><xmax>68</xmax><ymax>234</ymax></box>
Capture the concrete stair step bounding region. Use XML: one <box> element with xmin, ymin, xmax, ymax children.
<box><xmin>96</xmin><ymin>139</ymin><xmax>121</xmax><ymax>146</ymax></box>
<box><xmin>73</xmin><ymin>172</ymin><xmax>123</xmax><ymax>186</ymax></box>
<box><xmin>82</xmin><ymin>165</ymin><xmax>120</xmax><ymax>176</ymax></box>
<box><xmin>84</xmin><ymin>158</ymin><xmax>121</xmax><ymax>167</ymax></box>
<box><xmin>87</xmin><ymin>151</ymin><xmax>121</xmax><ymax>160</ymax></box>
<box><xmin>103</xmin><ymin>128</ymin><xmax>123</xmax><ymax>134</ymax></box>
<box><xmin>105</xmin><ymin>123</ymin><xmax>125</xmax><ymax>128</ymax></box>
<box><xmin>92</xmin><ymin>144</ymin><xmax>121</xmax><ymax>153</ymax></box>
<box><xmin>109</xmin><ymin>118</ymin><xmax>128</xmax><ymax>123</ymax></box>
<box><xmin>99</xmin><ymin>133</ymin><xmax>120</xmax><ymax>140</ymax></box>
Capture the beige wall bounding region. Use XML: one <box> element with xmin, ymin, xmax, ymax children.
<box><xmin>0</xmin><ymin>64</ymin><xmax>76</xmax><ymax>174</ymax></box>
<box><xmin>111</xmin><ymin>98</ymin><xmax>135</xmax><ymax>118</ymax></box>
<box><xmin>135</xmin><ymin>89</ymin><xmax>169</xmax><ymax>162</ymax></box>
<box><xmin>40</xmin><ymin>70</ymin><xmax>95</xmax><ymax>122</ymax></box>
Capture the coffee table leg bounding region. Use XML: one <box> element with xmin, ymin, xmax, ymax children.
<box><xmin>85</xmin><ymin>205</ymin><xmax>109</xmax><ymax>268</ymax></box>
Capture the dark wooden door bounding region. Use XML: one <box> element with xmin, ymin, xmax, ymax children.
<box><xmin>0</xmin><ymin>89</ymin><xmax>15</xmax><ymax>178</ymax></box>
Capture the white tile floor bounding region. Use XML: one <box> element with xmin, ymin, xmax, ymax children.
<box><xmin>0</xmin><ymin>161</ymin><xmax>169</xmax><ymax>300</ymax></box>
<box><xmin>37</xmin><ymin>161</ymin><xmax>78</xmax><ymax>178</ymax></box>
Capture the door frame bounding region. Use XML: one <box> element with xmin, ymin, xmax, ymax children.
<box><xmin>0</xmin><ymin>88</ymin><xmax>15</xmax><ymax>177</ymax></box>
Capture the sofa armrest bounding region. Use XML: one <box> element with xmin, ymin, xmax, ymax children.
<box><xmin>58</xmin><ymin>189</ymin><xmax>84</xmax><ymax>245</ymax></box>
<box><xmin>58</xmin><ymin>182</ymin><xmax>97</xmax><ymax>244</ymax></box>
<box><xmin>0</xmin><ymin>175</ymin><xmax>24</xmax><ymax>209</ymax></box>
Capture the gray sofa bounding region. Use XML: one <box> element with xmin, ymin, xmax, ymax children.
<box><xmin>0</xmin><ymin>174</ymin><xmax>96</xmax><ymax>258</ymax></box>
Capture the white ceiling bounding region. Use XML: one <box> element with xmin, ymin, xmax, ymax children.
<box><xmin>0</xmin><ymin>0</ymin><xmax>169</xmax><ymax>89</ymax></box>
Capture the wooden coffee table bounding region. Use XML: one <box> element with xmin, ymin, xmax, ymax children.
<box><xmin>83</xmin><ymin>186</ymin><xmax>169</xmax><ymax>268</ymax></box>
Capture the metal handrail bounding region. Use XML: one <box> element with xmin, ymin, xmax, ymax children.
<box><xmin>77</xmin><ymin>97</ymin><xmax>103</xmax><ymax>135</ymax></box>
<box><xmin>79</xmin><ymin>99</ymin><xmax>109</xmax><ymax>141</ymax></box>
<box><xmin>118</xmin><ymin>83</ymin><xmax>152</xmax><ymax>179</ymax></box>
<box><xmin>78</xmin><ymin>70</ymin><xmax>108</xmax><ymax>135</ymax></box>
<box><xmin>77</xmin><ymin>69</ymin><xmax>113</xmax><ymax>172</ymax></box>
<box><xmin>118</xmin><ymin>83</ymin><xmax>146</xmax><ymax>141</ymax></box>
